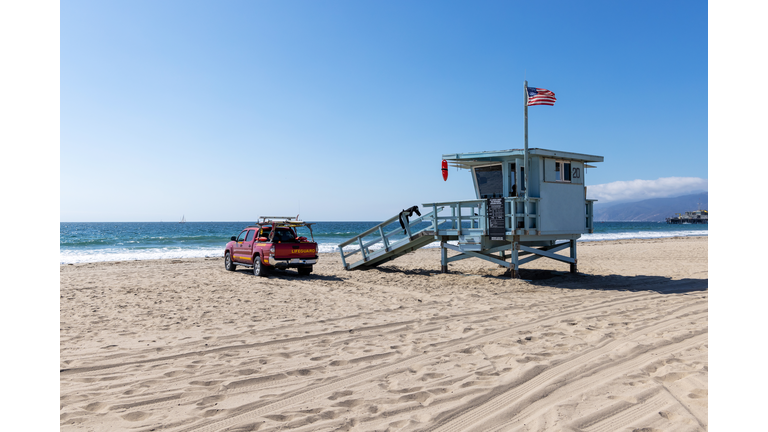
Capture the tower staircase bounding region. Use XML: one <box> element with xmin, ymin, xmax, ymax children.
<box><xmin>338</xmin><ymin>207</ymin><xmax>443</xmax><ymax>270</ymax></box>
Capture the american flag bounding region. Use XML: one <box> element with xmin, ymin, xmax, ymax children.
<box><xmin>526</xmin><ymin>87</ymin><xmax>556</xmax><ymax>106</ymax></box>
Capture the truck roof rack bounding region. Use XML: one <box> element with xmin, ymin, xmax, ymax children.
<box><xmin>259</xmin><ymin>216</ymin><xmax>297</xmax><ymax>222</ymax></box>
<box><xmin>255</xmin><ymin>216</ymin><xmax>315</xmax><ymax>227</ymax></box>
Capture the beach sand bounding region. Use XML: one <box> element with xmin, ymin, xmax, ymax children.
<box><xmin>60</xmin><ymin>236</ymin><xmax>708</xmax><ymax>431</ymax></box>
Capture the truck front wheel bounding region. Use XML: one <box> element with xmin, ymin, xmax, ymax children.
<box><xmin>225</xmin><ymin>252</ymin><xmax>236</xmax><ymax>271</ymax></box>
<box><xmin>253</xmin><ymin>255</ymin><xmax>268</xmax><ymax>277</ymax></box>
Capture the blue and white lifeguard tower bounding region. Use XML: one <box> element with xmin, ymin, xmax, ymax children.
<box><xmin>338</xmin><ymin>147</ymin><xmax>603</xmax><ymax>277</ymax></box>
<box><xmin>338</xmin><ymin>82</ymin><xmax>604</xmax><ymax>277</ymax></box>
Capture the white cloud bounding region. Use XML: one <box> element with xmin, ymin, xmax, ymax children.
<box><xmin>587</xmin><ymin>177</ymin><xmax>708</xmax><ymax>203</ymax></box>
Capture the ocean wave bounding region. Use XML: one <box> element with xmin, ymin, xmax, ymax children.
<box><xmin>60</xmin><ymin>230</ymin><xmax>706</xmax><ymax>264</ymax></box>
<box><xmin>581</xmin><ymin>230</ymin><xmax>707</xmax><ymax>242</ymax></box>
<box><xmin>60</xmin><ymin>247</ymin><xmax>225</xmax><ymax>264</ymax></box>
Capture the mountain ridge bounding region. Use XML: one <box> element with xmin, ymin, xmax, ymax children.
<box><xmin>593</xmin><ymin>192</ymin><xmax>708</xmax><ymax>222</ymax></box>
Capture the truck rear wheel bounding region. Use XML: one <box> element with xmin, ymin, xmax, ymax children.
<box><xmin>225</xmin><ymin>252</ymin><xmax>236</xmax><ymax>271</ymax></box>
<box><xmin>253</xmin><ymin>255</ymin><xmax>268</xmax><ymax>277</ymax></box>
<box><xmin>298</xmin><ymin>266</ymin><xmax>312</xmax><ymax>276</ymax></box>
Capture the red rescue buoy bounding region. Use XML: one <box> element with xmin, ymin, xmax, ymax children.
<box><xmin>441</xmin><ymin>159</ymin><xmax>448</xmax><ymax>181</ymax></box>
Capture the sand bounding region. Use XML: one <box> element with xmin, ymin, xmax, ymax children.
<box><xmin>60</xmin><ymin>236</ymin><xmax>708</xmax><ymax>431</ymax></box>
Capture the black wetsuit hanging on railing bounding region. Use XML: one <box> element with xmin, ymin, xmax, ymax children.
<box><xmin>398</xmin><ymin>206</ymin><xmax>421</xmax><ymax>235</ymax></box>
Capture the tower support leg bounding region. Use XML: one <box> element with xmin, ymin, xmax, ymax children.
<box><xmin>440</xmin><ymin>241</ymin><xmax>448</xmax><ymax>273</ymax></box>
<box><xmin>509</xmin><ymin>237</ymin><xmax>519</xmax><ymax>278</ymax></box>
<box><xmin>569</xmin><ymin>239</ymin><xmax>578</xmax><ymax>273</ymax></box>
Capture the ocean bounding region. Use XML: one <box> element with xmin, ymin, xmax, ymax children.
<box><xmin>59</xmin><ymin>221</ymin><xmax>708</xmax><ymax>265</ymax></box>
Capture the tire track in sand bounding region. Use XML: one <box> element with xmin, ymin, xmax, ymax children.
<box><xmin>576</xmin><ymin>389</ymin><xmax>670</xmax><ymax>432</ymax></box>
<box><xmin>425</xmin><ymin>309</ymin><xmax>707</xmax><ymax>432</ymax></box>
<box><xmin>167</xmin><ymin>288</ymin><xmax>705</xmax><ymax>432</ymax></box>
<box><xmin>64</xmin><ymin>277</ymin><xmax>699</xmax><ymax>377</ymax></box>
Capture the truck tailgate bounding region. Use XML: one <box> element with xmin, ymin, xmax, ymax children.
<box><xmin>274</xmin><ymin>243</ymin><xmax>317</xmax><ymax>259</ymax></box>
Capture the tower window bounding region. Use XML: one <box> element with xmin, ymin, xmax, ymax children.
<box><xmin>555</xmin><ymin>161</ymin><xmax>572</xmax><ymax>182</ymax></box>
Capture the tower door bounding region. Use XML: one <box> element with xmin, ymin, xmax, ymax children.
<box><xmin>508</xmin><ymin>163</ymin><xmax>517</xmax><ymax>196</ymax></box>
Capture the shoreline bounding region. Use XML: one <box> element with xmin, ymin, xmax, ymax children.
<box><xmin>61</xmin><ymin>236</ymin><xmax>707</xmax><ymax>431</ymax></box>
<box><xmin>60</xmin><ymin>234</ymin><xmax>708</xmax><ymax>266</ymax></box>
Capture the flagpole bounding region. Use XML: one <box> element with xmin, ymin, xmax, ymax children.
<box><xmin>523</xmin><ymin>80</ymin><xmax>529</xmax><ymax>201</ymax></box>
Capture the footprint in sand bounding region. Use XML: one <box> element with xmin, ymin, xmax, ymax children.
<box><xmin>201</xmin><ymin>408</ymin><xmax>224</xmax><ymax>418</ymax></box>
<box><xmin>286</xmin><ymin>368</ymin><xmax>314</xmax><ymax>377</ymax></box>
<box><xmin>264</xmin><ymin>414</ymin><xmax>296</xmax><ymax>422</ymax></box>
<box><xmin>327</xmin><ymin>390</ymin><xmax>353</xmax><ymax>401</ymax></box>
<box><xmin>419</xmin><ymin>372</ymin><xmax>445</xmax><ymax>381</ymax></box>
<box><xmin>121</xmin><ymin>411</ymin><xmax>151</xmax><ymax>422</ymax></box>
<box><xmin>83</xmin><ymin>402</ymin><xmax>107</xmax><ymax>412</ymax></box>
<box><xmin>388</xmin><ymin>419</ymin><xmax>409</xmax><ymax>428</ymax></box>
<box><xmin>398</xmin><ymin>391</ymin><xmax>432</xmax><ymax>404</ymax></box>
<box><xmin>197</xmin><ymin>395</ymin><xmax>227</xmax><ymax>406</ymax></box>
<box><xmin>189</xmin><ymin>380</ymin><xmax>223</xmax><ymax>387</ymax></box>
<box><xmin>310</xmin><ymin>355</ymin><xmax>332</xmax><ymax>361</ymax></box>
<box><xmin>658</xmin><ymin>410</ymin><xmax>676</xmax><ymax>420</ymax></box>
<box><xmin>234</xmin><ymin>368</ymin><xmax>259</xmax><ymax>376</ymax></box>
<box><xmin>319</xmin><ymin>409</ymin><xmax>342</xmax><ymax>419</ymax></box>
<box><xmin>656</xmin><ymin>372</ymin><xmax>689</xmax><ymax>383</ymax></box>
<box><xmin>333</xmin><ymin>398</ymin><xmax>365</xmax><ymax>408</ymax></box>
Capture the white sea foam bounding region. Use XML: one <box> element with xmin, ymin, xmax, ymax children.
<box><xmin>580</xmin><ymin>229</ymin><xmax>707</xmax><ymax>242</ymax></box>
<box><xmin>60</xmin><ymin>247</ymin><xmax>225</xmax><ymax>265</ymax></box>
<box><xmin>61</xmin><ymin>230</ymin><xmax>706</xmax><ymax>264</ymax></box>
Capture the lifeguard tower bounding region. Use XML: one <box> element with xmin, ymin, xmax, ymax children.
<box><xmin>338</xmin><ymin>81</ymin><xmax>604</xmax><ymax>277</ymax></box>
<box><xmin>338</xmin><ymin>148</ymin><xmax>603</xmax><ymax>277</ymax></box>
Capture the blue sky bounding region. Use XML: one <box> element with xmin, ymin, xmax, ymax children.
<box><xmin>59</xmin><ymin>0</ymin><xmax>707</xmax><ymax>221</ymax></box>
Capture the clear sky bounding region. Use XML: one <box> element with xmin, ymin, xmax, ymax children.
<box><xmin>60</xmin><ymin>0</ymin><xmax>707</xmax><ymax>222</ymax></box>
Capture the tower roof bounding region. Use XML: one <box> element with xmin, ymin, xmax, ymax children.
<box><xmin>443</xmin><ymin>148</ymin><xmax>604</xmax><ymax>169</ymax></box>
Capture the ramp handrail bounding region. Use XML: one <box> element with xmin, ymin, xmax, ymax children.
<box><xmin>338</xmin><ymin>206</ymin><xmax>442</xmax><ymax>268</ymax></box>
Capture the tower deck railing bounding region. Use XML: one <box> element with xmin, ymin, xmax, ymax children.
<box><xmin>423</xmin><ymin>197</ymin><xmax>543</xmax><ymax>236</ymax></box>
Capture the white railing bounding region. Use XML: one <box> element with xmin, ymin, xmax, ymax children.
<box><xmin>337</xmin><ymin>207</ymin><xmax>442</xmax><ymax>268</ymax></box>
<box><xmin>422</xmin><ymin>198</ymin><xmax>543</xmax><ymax>236</ymax></box>
<box><xmin>422</xmin><ymin>199</ymin><xmax>487</xmax><ymax>236</ymax></box>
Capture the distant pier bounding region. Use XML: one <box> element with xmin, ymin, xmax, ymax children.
<box><xmin>666</xmin><ymin>209</ymin><xmax>707</xmax><ymax>224</ymax></box>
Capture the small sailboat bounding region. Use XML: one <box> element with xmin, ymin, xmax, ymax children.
<box><xmin>179</xmin><ymin>215</ymin><xmax>186</xmax><ymax>224</ymax></box>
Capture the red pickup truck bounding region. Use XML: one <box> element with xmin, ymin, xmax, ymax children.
<box><xmin>224</xmin><ymin>217</ymin><xmax>318</xmax><ymax>276</ymax></box>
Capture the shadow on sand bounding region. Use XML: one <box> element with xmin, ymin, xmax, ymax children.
<box><xmin>527</xmin><ymin>272</ymin><xmax>709</xmax><ymax>295</ymax></box>
<box><xmin>367</xmin><ymin>266</ymin><xmax>707</xmax><ymax>295</ymax></box>
<box><xmin>234</xmin><ymin>267</ymin><xmax>345</xmax><ymax>282</ymax></box>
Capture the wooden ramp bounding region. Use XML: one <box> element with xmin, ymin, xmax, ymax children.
<box><xmin>338</xmin><ymin>207</ymin><xmax>442</xmax><ymax>270</ymax></box>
